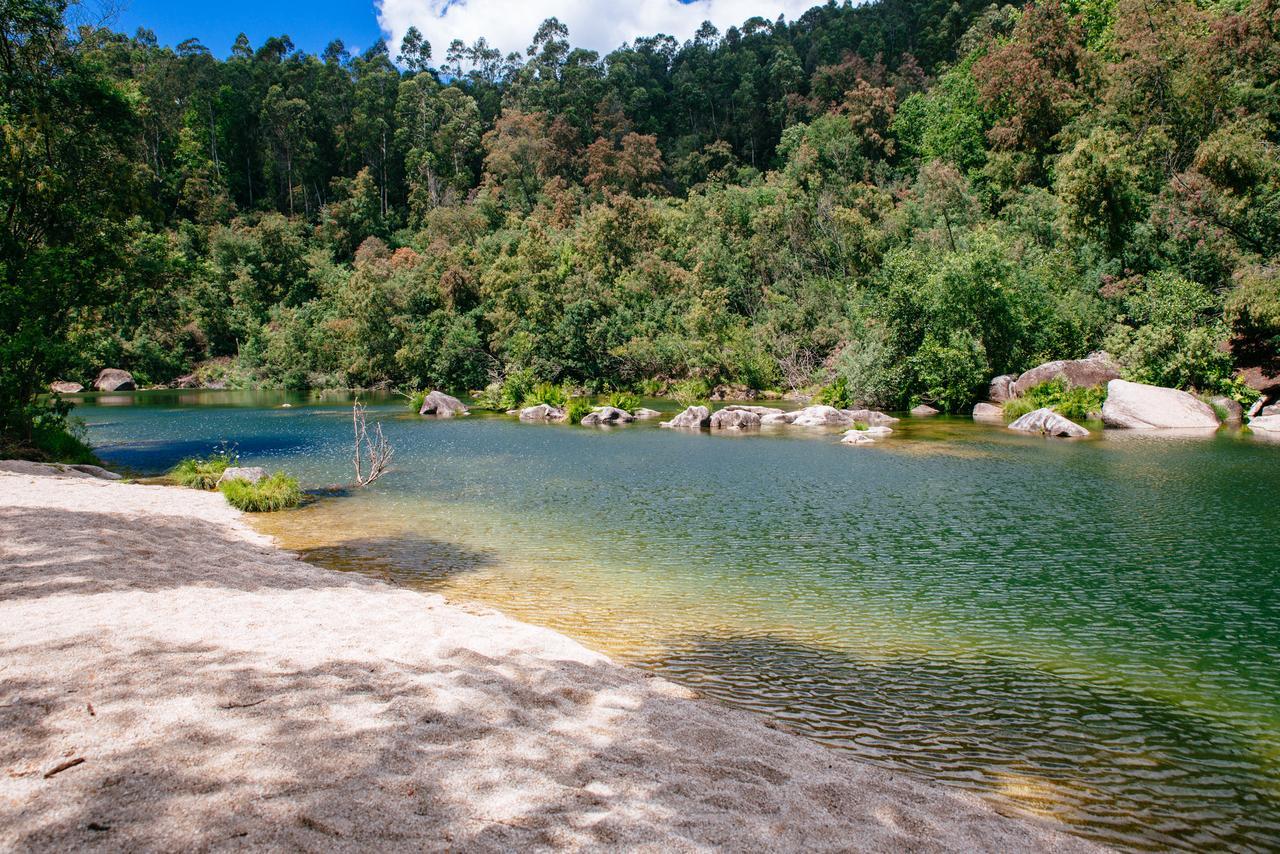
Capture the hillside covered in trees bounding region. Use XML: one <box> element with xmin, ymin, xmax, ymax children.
<box><xmin>3</xmin><ymin>0</ymin><xmax>1279</xmax><ymax>452</ymax></box>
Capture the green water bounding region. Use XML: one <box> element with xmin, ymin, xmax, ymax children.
<box><xmin>74</xmin><ymin>389</ymin><xmax>1280</xmax><ymax>850</ymax></box>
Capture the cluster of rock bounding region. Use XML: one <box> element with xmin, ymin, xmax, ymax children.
<box><xmin>510</xmin><ymin>403</ymin><xmax>662</xmax><ymax>425</ymax></box>
<box><xmin>660</xmin><ymin>403</ymin><xmax>898</xmax><ymax>446</ymax></box>
<box><xmin>418</xmin><ymin>391</ymin><xmax>469</xmax><ymax>417</ymax></box>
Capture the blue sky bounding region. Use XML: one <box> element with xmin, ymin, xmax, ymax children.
<box><xmin>113</xmin><ymin>0</ymin><xmax>386</xmax><ymax>57</ymax></box>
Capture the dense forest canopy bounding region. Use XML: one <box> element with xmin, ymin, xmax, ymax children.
<box><xmin>2</xmin><ymin>0</ymin><xmax>1278</xmax><ymax>451</ymax></box>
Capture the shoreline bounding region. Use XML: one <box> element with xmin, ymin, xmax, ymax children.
<box><xmin>1</xmin><ymin>468</ymin><xmax>1097</xmax><ymax>851</ymax></box>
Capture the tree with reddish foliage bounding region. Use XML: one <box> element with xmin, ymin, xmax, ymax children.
<box><xmin>584</xmin><ymin>132</ymin><xmax>666</xmax><ymax>196</ymax></box>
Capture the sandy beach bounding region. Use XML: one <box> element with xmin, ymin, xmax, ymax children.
<box><xmin>0</xmin><ymin>466</ymin><xmax>1097</xmax><ymax>851</ymax></box>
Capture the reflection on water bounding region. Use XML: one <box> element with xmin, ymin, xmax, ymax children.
<box><xmin>79</xmin><ymin>390</ymin><xmax>1280</xmax><ymax>851</ymax></box>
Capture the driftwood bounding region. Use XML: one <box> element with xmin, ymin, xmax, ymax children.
<box><xmin>44</xmin><ymin>757</ymin><xmax>85</xmax><ymax>778</ymax></box>
<box><xmin>352</xmin><ymin>400</ymin><xmax>394</xmax><ymax>487</ymax></box>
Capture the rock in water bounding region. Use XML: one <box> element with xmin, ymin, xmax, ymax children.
<box><xmin>1248</xmin><ymin>415</ymin><xmax>1280</xmax><ymax>432</ymax></box>
<box><xmin>418</xmin><ymin>390</ymin><xmax>469</xmax><ymax>417</ymax></box>
<box><xmin>660</xmin><ymin>405</ymin><xmax>711</xmax><ymax>429</ymax></box>
<box><xmin>910</xmin><ymin>404</ymin><xmax>940</xmax><ymax>417</ymax></box>
<box><xmin>632</xmin><ymin>408</ymin><xmax>663</xmax><ymax>420</ymax></box>
<box><xmin>1008</xmin><ymin>408</ymin><xmax>1089</xmax><ymax>438</ymax></box>
<box><xmin>791</xmin><ymin>405</ymin><xmax>850</xmax><ymax>427</ymax></box>
<box><xmin>216</xmin><ymin>467</ymin><xmax>269</xmax><ymax>487</ymax></box>
<box><xmin>843</xmin><ymin>408</ymin><xmax>899</xmax><ymax>426</ymax></box>
<box><xmin>1211</xmin><ymin>396</ymin><xmax>1243</xmax><ymax>423</ymax></box>
<box><xmin>988</xmin><ymin>375</ymin><xmax>1017</xmax><ymax>403</ymax></box>
<box><xmin>863</xmin><ymin>425</ymin><xmax>893</xmax><ymax>435</ymax></box>
<box><xmin>841</xmin><ymin>430</ymin><xmax>875</xmax><ymax>445</ymax></box>
<box><xmin>1010</xmin><ymin>354</ymin><xmax>1120</xmax><ymax>397</ymax></box>
<box><xmin>49</xmin><ymin>381</ymin><xmax>84</xmax><ymax>394</ymax></box>
<box><xmin>722</xmin><ymin>405</ymin><xmax>784</xmax><ymax>417</ymax></box>
<box><xmin>973</xmin><ymin>402</ymin><xmax>1004</xmax><ymax>421</ymax></box>
<box><xmin>519</xmin><ymin>403</ymin><xmax>565</xmax><ymax>422</ymax></box>
<box><xmin>760</xmin><ymin>412</ymin><xmax>797</xmax><ymax>426</ymax></box>
<box><xmin>710</xmin><ymin>409</ymin><xmax>761</xmax><ymax>430</ymax></box>
<box><xmin>580</xmin><ymin>407</ymin><xmax>634</xmax><ymax>426</ymax></box>
<box><xmin>93</xmin><ymin>369</ymin><xmax>135</xmax><ymax>392</ymax></box>
<box><xmin>1101</xmin><ymin>380</ymin><xmax>1220</xmax><ymax>429</ymax></box>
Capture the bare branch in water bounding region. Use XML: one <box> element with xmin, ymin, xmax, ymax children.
<box><xmin>352</xmin><ymin>400</ymin><xmax>394</xmax><ymax>487</ymax></box>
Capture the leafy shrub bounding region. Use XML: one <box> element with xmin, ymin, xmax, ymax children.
<box><xmin>670</xmin><ymin>378</ymin><xmax>711</xmax><ymax>406</ymax></box>
<box><xmin>564</xmin><ymin>398</ymin><xmax>595</xmax><ymax>424</ymax></box>
<box><xmin>170</xmin><ymin>448</ymin><xmax>238</xmax><ymax>490</ymax></box>
<box><xmin>523</xmin><ymin>381</ymin><xmax>568</xmax><ymax>408</ymax></box>
<box><xmin>814</xmin><ymin>376</ymin><xmax>853</xmax><ymax>409</ymax></box>
<box><xmin>219</xmin><ymin>472</ymin><xmax>302</xmax><ymax>512</ymax></box>
<box><xmin>1002</xmin><ymin>379</ymin><xmax>1106</xmax><ymax>423</ymax></box>
<box><xmin>909</xmin><ymin>331</ymin><xmax>989</xmax><ymax>413</ymax></box>
<box><xmin>606</xmin><ymin>391</ymin><xmax>640</xmax><ymax>412</ymax></box>
<box><xmin>639</xmin><ymin>378</ymin><xmax>665</xmax><ymax>397</ymax></box>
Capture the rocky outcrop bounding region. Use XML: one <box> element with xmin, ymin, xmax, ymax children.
<box><xmin>216</xmin><ymin>466</ymin><xmax>269</xmax><ymax>487</ymax></box>
<box><xmin>791</xmin><ymin>405</ymin><xmax>850</xmax><ymax>427</ymax></box>
<box><xmin>723</xmin><ymin>405</ymin><xmax>785</xmax><ymax>417</ymax></box>
<box><xmin>760</xmin><ymin>412</ymin><xmax>795</xmax><ymax>426</ymax></box>
<box><xmin>632</xmin><ymin>408</ymin><xmax>663</xmax><ymax>420</ymax></box>
<box><xmin>1248</xmin><ymin>415</ymin><xmax>1280</xmax><ymax>432</ymax></box>
<box><xmin>841</xmin><ymin>430</ymin><xmax>875</xmax><ymax>445</ymax></box>
<box><xmin>843</xmin><ymin>408</ymin><xmax>899</xmax><ymax>426</ymax></box>
<box><xmin>1010</xmin><ymin>353</ymin><xmax>1120</xmax><ymax>397</ymax></box>
<box><xmin>660</xmin><ymin>405</ymin><xmax>711</xmax><ymax>430</ymax></box>
<box><xmin>1008</xmin><ymin>408</ymin><xmax>1089</xmax><ymax>438</ymax></box>
<box><xmin>0</xmin><ymin>461</ymin><xmax>119</xmax><ymax>480</ymax></box>
<box><xmin>580</xmin><ymin>407</ymin><xmax>635</xmax><ymax>426</ymax></box>
<box><xmin>973</xmin><ymin>402</ymin><xmax>1004</xmax><ymax>421</ymax></box>
<box><xmin>519</xmin><ymin>404</ymin><xmax>565</xmax><ymax>422</ymax></box>
<box><xmin>93</xmin><ymin>369</ymin><xmax>135</xmax><ymax>392</ymax></box>
<box><xmin>418</xmin><ymin>390</ymin><xmax>469</xmax><ymax>417</ymax></box>
<box><xmin>1263</xmin><ymin>403</ymin><xmax>1280</xmax><ymax>417</ymax></box>
<box><xmin>49</xmin><ymin>381</ymin><xmax>84</xmax><ymax>394</ymax></box>
<box><xmin>710</xmin><ymin>409</ymin><xmax>761</xmax><ymax>430</ymax></box>
<box><xmin>1101</xmin><ymin>380</ymin><xmax>1220</xmax><ymax>429</ymax></box>
<box><xmin>988</xmin><ymin>375</ymin><xmax>1017</xmax><ymax>403</ymax></box>
<box><xmin>1211</xmin><ymin>396</ymin><xmax>1244</xmax><ymax>424</ymax></box>
<box><xmin>910</xmin><ymin>404</ymin><xmax>940</xmax><ymax>417</ymax></box>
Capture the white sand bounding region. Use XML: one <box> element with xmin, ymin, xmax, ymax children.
<box><xmin>0</xmin><ymin>469</ymin><xmax>1100</xmax><ymax>851</ymax></box>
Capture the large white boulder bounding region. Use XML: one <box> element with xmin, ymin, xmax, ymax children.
<box><xmin>1008</xmin><ymin>408</ymin><xmax>1089</xmax><ymax>438</ymax></box>
<box><xmin>580</xmin><ymin>406</ymin><xmax>634</xmax><ymax>426</ymax></box>
<box><xmin>710</xmin><ymin>409</ymin><xmax>761</xmax><ymax>430</ymax></box>
<box><xmin>216</xmin><ymin>466</ymin><xmax>269</xmax><ymax>487</ymax></box>
<box><xmin>93</xmin><ymin>368</ymin><xmax>135</xmax><ymax>392</ymax></box>
<box><xmin>1248</xmin><ymin>415</ymin><xmax>1280</xmax><ymax>432</ymax></box>
<box><xmin>1011</xmin><ymin>353</ymin><xmax>1120</xmax><ymax>397</ymax></box>
<box><xmin>660</xmin><ymin>405</ymin><xmax>711</xmax><ymax>430</ymax></box>
<box><xmin>418</xmin><ymin>390</ymin><xmax>469</xmax><ymax>417</ymax></box>
<box><xmin>791</xmin><ymin>405</ymin><xmax>850</xmax><ymax>427</ymax></box>
<box><xmin>519</xmin><ymin>403</ymin><xmax>565</xmax><ymax>422</ymax></box>
<box><xmin>973</xmin><ymin>402</ymin><xmax>1004</xmax><ymax>421</ymax></box>
<box><xmin>1101</xmin><ymin>380</ymin><xmax>1220</xmax><ymax>429</ymax></box>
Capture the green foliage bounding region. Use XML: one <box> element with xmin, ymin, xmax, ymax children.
<box><xmin>605</xmin><ymin>391</ymin><xmax>641</xmax><ymax>412</ymax></box>
<box><xmin>814</xmin><ymin>376</ymin><xmax>853</xmax><ymax>409</ymax></box>
<box><xmin>522</xmin><ymin>382</ymin><xmax>568</xmax><ymax>408</ymax></box>
<box><xmin>219</xmin><ymin>472</ymin><xmax>303</xmax><ymax>512</ymax></box>
<box><xmin>1003</xmin><ymin>379</ymin><xmax>1107</xmax><ymax>423</ymax></box>
<box><xmin>564</xmin><ymin>398</ymin><xmax>595</xmax><ymax>424</ymax></box>
<box><xmin>170</xmin><ymin>448</ymin><xmax>239</xmax><ymax>490</ymax></box>
<box><xmin>670</xmin><ymin>379</ymin><xmax>711</xmax><ymax>407</ymax></box>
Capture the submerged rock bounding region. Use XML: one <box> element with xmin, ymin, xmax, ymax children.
<box><xmin>1008</xmin><ymin>408</ymin><xmax>1089</xmax><ymax>438</ymax></box>
<box><xmin>1010</xmin><ymin>354</ymin><xmax>1120</xmax><ymax>397</ymax></box>
<box><xmin>863</xmin><ymin>424</ymin><xmax>893</xmax><ymax>436</ymax></box>
<box><xmin>660</xmin><ymin>405</ymin><xmax>711</xmax><ymax>430</ymax></box>
<box><xmin>419</xmin><ymin>390</ymin><xmax>469</xmax><ymax>417</ymax></box>
<box><xmin>49</xmin><ymin>381</ymin><xmax>84</xmax><ymax>394</ymax></box>
<box><xmin>216</xmin><ymin>466</ymin><xmax>269</xmax><ymax>487</ymax></box>
<box><xmin>710</xmin><ymin>409</ymin><xmax>761</xmax><ymax>430</ymax></box>
<box><xmin>843</xmin><ymin>408</ymin><xmax>899</xmax><ymax>426</ymax></box>
<box><xmin>910</xmin><ymin>404</ymin><xmax>940</xmax><ymax>417</ymax></box>
<box><xmin>840</xmin><ymin>430</ymin><xmax>875</xmax><ymax>445</ymax></box>
<box><xmin>581</xmin><ymin>406</ymin><xmax>634</xmax><ymax>426</ymax></box>
<box><xmin>94</xmin><ymin>368</ymin><xmax>135</xmax><ymax>392</ymax></box>
<box><xmin>973</xmin><ymin>402</ymin><xmax>1004</xmax><ymax>421</ymax></box>
<box><xmin>519</xmin><ymin>403</ymin><xmax>565</xmax><ymax>422</ymax></box>
<box><xmin>988</xmin><ymin>375</ymin><xmax>1017</xmax><ymax>403</ymax></box>
<box><xmin>632</xmin><ymin>408</ymin><xmax>663</xmax><ymax>420</ymax></box>
<box><xmin>1101</xmin><ymin>380</ymin><xmax>1219</xmax><ymax>429</ymax></box>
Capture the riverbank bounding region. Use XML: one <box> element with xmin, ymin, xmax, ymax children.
<box><xmin>0</xmin><ymin>467</ymin><xmax>1099</xmax><ymax>851</ymax></box>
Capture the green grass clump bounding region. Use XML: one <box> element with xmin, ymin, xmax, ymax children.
<box><xmin>639</xmin><ymin>378</ymin><xmax>665</xmax><ymax>397</ymax></box>
<box><xmin>219</xmin><ymin>472</ymin><xmax>302</xmax><ymax>512</ymax></box>
<box><xmin>670</xmin><ymin>378</ymin><xmax>711</xmax><ymax>407</ymax></box>
<box><xmin>605</xmin><ymin>391</ymin><xmax>640</xmax><ymax>412</ymax></box>
<box><xmin>564</xmin><ymin>398</ymin><xmax>595</xmax><ymax>424</ymax></box>
<box><xmin>522</xmin><ymin>381</ymin><xmax>568</xmax><ymax>408</ymax></box>
<box><xmin>851</xmin><ymin>420</ymin><xmax>869</xmax><ymax>431</ymax></box>
<box><xmin>170</xmin><ymin>450</ymin><xmax>237</xmax><ymax>490</ymax></box>
<box><xmin>1002</xmin><ymin>379</ymin><xmax>1106</xmax><ymax>423</ymax></box>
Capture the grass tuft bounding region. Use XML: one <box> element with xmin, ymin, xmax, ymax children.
<box><xmin>564</xmin><ymin>398</ymin><xmax>595</xmax><ymax>424</ymax></box>
<box><xmin>605</xmin><ymin>391</ymin><xmax>640</xmax><ymax>412</ymax></box>
<box><xmin>219</xmin><ymin>472</ymin><xmax>303</xmax><ymax>512</ymax></box>
<box><xmin>170</xmin><ymin>449</ymin><xmax>237</xmax><ymax>490</ymax></box>
<box><xmin>1003</xmin><ymin>379</ymin><xmax>1105</xmax><ymax>424</ymax></box>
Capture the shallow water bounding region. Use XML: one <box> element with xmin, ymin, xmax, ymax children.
<box><xmin>76</xmin><ymin>389</ymin><xmax>1280</xmax><ymax>850</ymax></box>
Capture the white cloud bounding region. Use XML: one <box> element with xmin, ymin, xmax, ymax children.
<box><xmin>375</xmin><ymin>0</ymin><xmax>821</xmax><ymax>61</ymax></box>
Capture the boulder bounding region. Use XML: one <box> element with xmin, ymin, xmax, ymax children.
<box><xmin>660</xmin><ymin>405</ymin><xmax>711</xmax><ymax>430</ymax></box>
<box><xmin>1008</xmin><ymin>408</ymin><xmax>1089</xmax><ymax>438</ymax></box>
<box><xmin>910</xmin><ymin>404</ymin><xmax>940</xmax><ymax>417</ymax></box>
<box><xmin>632</xmin><ymin>408</ymin><xmax>663</xmax><ymax>420</ymax></box>
<box><xmin>1263</xmin><ymin>403</ymin><xmax>1280</xmax><ymax>417</ymax></box>
<box><xmin>93</xmin><ymin>368</ymin><xmax>135</xmax><ymax>392</ymax></box>
<box><xmin>216</xmin><ymin>466</ymin><xmax>269</xmax><ymax>487</ymax></box>
<box><xmin>49</xmin><ymin>381</ymin><xmax>84</xmax><ymax>394</ymax></box>
<box><xmin>710</xmin><ymin>384</ymin><xmax>757</xmax><ymax>401</ymax></box>
<box><xmin>723</xmin><ymin>405</ymin><xmax>785</xmax><ymax>416</ymax></box>
<box><xmin>519</xmin><ymin>403</ymin><xmax>565</xmax><ymax>422</ymax></box>
<box><xmin>988</xmin><ymin>375</ymin><xmax>1017</xmax><ymax>403</ymax></box>
<box><xmin>418</xmin><ymin>390</ymin><xmax>469</xmax><ymax>417</ymax></box>
<box><xmin>973</xmin><ymin>402</ymin><xmax>1004</xmax><ymax>421</ymax></box>
<box><xmin>1211</xmin><ymin>396</ymin><xmax>1244</xmax><ymax>424</ymax></box>
<box><xmin>1010</xmin><ymin>354</ymin><xmax>1120</xmax><ymax>397</ymax></box>
<box><xmin>841</xmin><ymin>430</ymin><xmax>875</xmax><ymax>445</ymax></box>
<box><xmin>67</xmin><ymin>464</ymin><xmax>121</xmax><ymax>480</ymax></box>
<box><xmin>863</xmin><ymin>424</ymin><xmax>893</xmax><ymax>436</ymax></box>
<box><xmin>581</xmin><ymin>406</ymin><xmax>634</xmax><ymax>426</ymax></box>
<box><xmin>173</xmin><ymin>373</ymin><xmax>201</xmax><ymax>389</ymax></box>
<box><xmin>791</xmin><ymin>405</ymin><xmax>850</xmax><ymax>427</ymax></box>
<box><xmin>1101</xmin><ymin>380</ymin><xmax>1220</xmax><ymax>429</ymax></box>
<box><xmin>1248</xmin><ymin>415</ymin><xmax>1280</xmax><ymax>432</ymax></box>
<box><xmin>710</xmin><ymin>408</ymin><xmax>761</xmax><ymax>430</ymax></box>
<box><xmin>843</xmin><ymin>408</ymin><xmax>899</xmax><ymax>426</ymax></box>
<box><xmin>760</xmin><ymin>412</ymin><xmax>795</xmax><ymax>426</ymax></box>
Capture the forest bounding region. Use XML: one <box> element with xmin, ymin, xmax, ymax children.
<box><xmin>2</xmin><ymin>0</ymin><xmax>1278</xmax><ymax>454</ymax></box>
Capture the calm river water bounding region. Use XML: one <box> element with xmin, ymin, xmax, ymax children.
<box><xmin>75</xmin><ymin>389</ymin><xmax>1280</xmax><ymax>851</ymax></box>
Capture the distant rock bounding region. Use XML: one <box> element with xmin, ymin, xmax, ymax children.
<box><xmin>1010</xmin><ymin>354</ymin><xmax>1120</xmax><ymax>397</ymax></box>
<box><xmin>580</xmin><ymin>406</ymin><xmax>634</xmax><ymax>426</ymax></box>
<box><xmin>973</xmin><ymin>402</ymin><xmax>1004</xmax><ymax>421</ymax></box>
<box><xmin>840</xmin><ymin>430</ymin><xmax>875</xmax><ymax>445</ymax></box>
<box><xmin>519</xmin><ymin>403</ymin><xmax>565</xmax><ymax>422</ymax></box>
<box><xmin>216</xmin><ymin>466</ymin><xmax>269</xmax><ymax>487</ymax></box>
<box><xmin>723</xmin><ymin>405</ymin><xmax>785</xmax><ymax>417</ymax></box>
<box><xmin>988</xmin><ymin>375</ymin><xmax>1017</xmax><ymax>403</ymax></box>
<box><xmin>49</xmin><ymin>381</ymin><xmax>83</xmax><ymax>394</ymax></box>
<box><xmin>791</xmin><ymin>405</ymin><xmax>850</xmax><ymax>427</ymax></box>
<box><xmin>1248</xmin><ymin>415</ymin><xmax>1280</xmax><ymax>432</ymax></box>
<box><xmin>632</xmin><ymin>408</ymin><xmax>663</xmax><ymax>420</ymax></box>
<box><xmin>173</xmin><ymin>374</ymin><xmax>201</xmax><ymax>389</ymax></box>
<box><xmin>710</xmin><ymin>409</ymin><xmax>761</xmax><ymax>430</ymax></box>
<box><xmin>710</xmin><ymin>384</ymin><xmax>757</xmax><ymax>401</ymax></box>
<box><xmin>759</xmin><ymin>412</ymin><xmax>795</xmax><ymax>426</ymax></box>
<box><xmin>1101</xmin><ymin>380</ymin><xmax>1220</xmax><ymax>429</ymax></box>
<box><xmin>418</xmin><ymin>390</ymin><xmax>469</xmax><ymax>417</ymax></box>
<box><xmin>910</xmin><ymin>404</ymin><xmax>940</xmax><ymax>417</ymax></box>
<box><xmin>1210</xmin><ymin>396</ymin><xmax>1243</xmax><ymax>424</ymax></box>
<box><xmin>1008</xmin><ymin>408</ymin><xmax>1089</xmax><ymax>438</ymax></box>
<box><xmin>843</xmin><ymin>408</ymin><xmax>899</xmax><ymax>425</ymax></box>
<box><xmin>93</xmin><ymin>368</ymin><xmax>135</xmax><ymax>392</ymax></box>
<box><xmin>660</xmin><ymin>405</ymin><xmax>711</xmax><ymax>429</ymax></box>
